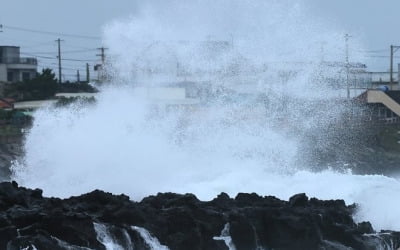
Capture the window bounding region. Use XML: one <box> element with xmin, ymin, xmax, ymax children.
<box><xmin>22</xmin><ymin>72</ymin><xmax>30</xmax><ymax>81</ymax></box>
<box><xmin>7</xmin><ymin>72</ymin><xmax>13</xmax><ymax>82</ymax></box>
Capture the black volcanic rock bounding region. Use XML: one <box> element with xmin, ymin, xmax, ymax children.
<box><xmin>289</xmin><ymin>192</ymin><xmax>308</xmax><ymax>207</ymax></box>
<box><xmin>0</xmin><ymin>182</ymin><xmax>399</xmax><ymax>250</ymax></box>
<box><xmin>0</xmin><ymin>141</ymin><xmax>23</xmax><ymax>182</ymax></box>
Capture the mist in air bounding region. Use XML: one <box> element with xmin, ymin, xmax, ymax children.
<box><xmin>11</xmin><ymin>0</ymin><xmax>400</xmax><ymax>231</ymax></box>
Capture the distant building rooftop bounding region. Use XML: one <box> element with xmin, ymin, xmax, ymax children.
<box><xmin>0</xmin><ymin>98</ymin><xmax>15</xmax><ymax>109</ymax></box>
<box><xmin>13</xmin><ymin>100</ymin><xmax>57</xmax><ymax>110</ymax></box>
<box><xmin>0</xmin><ymin>46</ymin><xmax>37</xmax><ymax>83</ymax></box>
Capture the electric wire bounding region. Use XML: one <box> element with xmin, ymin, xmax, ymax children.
<box><xmin>2</xmin><ymin>25</ymin><xmax>101</xmax><ymax>40</ymax></box>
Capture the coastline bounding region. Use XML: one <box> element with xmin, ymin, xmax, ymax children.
<box><xmin>0</xmin><ymin>135</ymin><xmax>22</xmax><ymax>182</ymax></box>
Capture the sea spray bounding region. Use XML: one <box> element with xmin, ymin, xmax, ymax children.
<box><xmin>11</xmin><ymin>0</ymin><xmax>400</xmax><ymax>232</ymax></box>
<box><xmin>94</xmin><ymin>223</ymin><xmax>125</xmax><ymax>250</ymax></box>
<box><xmin>131</xmin><ymin>226</ymin><xmax>169</xmax><ymax>250</ymax></box>
<box><xmin>213</xmin><ymin>223</ymin><xmax>237</xmax><ymax>250</ymax></box>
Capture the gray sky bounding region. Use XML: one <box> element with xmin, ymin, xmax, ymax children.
<box><xmin>0</xmin><ymin>0</ymin><xmax>137</xmax><ymax>81</ymax></box>
<box><xmin>308</xmin><ymin>0</ymin><xmax>400</xmax><ymax>48</ymax></box>
<box><xmin>0</xmin><ymin>0</ymin><xmax>399</xmax><ymax>80</ymax></box>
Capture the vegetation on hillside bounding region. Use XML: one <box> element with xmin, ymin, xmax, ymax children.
<box><xmin>55</xmin><ymin>96</ymin><xmax>96</xmax><ymax>107</ymax></box>
<box><xmin>4</xmin><ymin>68</ymin><xmax>97</xmax><ymax>101</ymax></box>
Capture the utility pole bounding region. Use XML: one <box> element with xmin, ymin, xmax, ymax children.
<box><xmin>77</xmin><ymin>70</ymin><xmax>80</xmax><ymax>83</ymax></box>
<box><xmin>390</xmin><ymin>45</ymin><xmax>400</xmax><ymax>90</ymax></box>
<box><xmin>345</xmin><ymin>34</ymin><xmax>351</xmax><ymax>99</ymax></box>
<box><xmin>96</xmin><ymin>47</ymin><xmax>108</xmax><ymax>81</ymax></box>
<box><xmin>391</xmin><ymin>45</ymin><xmax>393</xmax><ymax>90</ymax></box>
<box><xmin>96</xmin><ymin>47</ymin><xmax>107</xmax><ymax>65</ymax></box>
<box><xmin>86</xmin><ymin>63</ymin><xmax>90</xmax><ymax>82</ymax></box>
<box><xmin>56</xmin><ymin>38</ymin><xmax>64</xmax><ymax>84</ymax></box>
<box><xmin>0</xmin><ymin>24</ymin><xmax>3</xmax><ymax>33</ymax></box>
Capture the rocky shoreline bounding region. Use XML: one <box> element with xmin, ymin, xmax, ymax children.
<box><xmin>0</xmin><ymin>181</ymin><xmax>399</xmax><ymax>250</ymax></box>
<box><xmin>0</xmin><ymin>138</ymin><xmax>22</xmax><ymax>182</ymax></box>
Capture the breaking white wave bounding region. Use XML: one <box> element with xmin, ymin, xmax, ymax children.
<box><xmin>213</xmin><ymin>223</ymin><xmax>237</xmax><ymax>250</ymax></box>
<box><xmin>94</xmin><ymin>222</ymin><xmax>125</xmax><ymax>250</ymax></box>
<box><xmin>11</xmin><ymin>0</ymin><xmax>400</xmax><ymax>232</ymax></box>
<box><xmin>132</xmin><ymin>226</ymin><xmax>169</xmax><ymax>250</ymax></box>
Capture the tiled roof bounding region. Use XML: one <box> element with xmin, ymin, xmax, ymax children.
<box><xmin>0</xmin><ymin>98</ymin><xmax>15</xmax><ymax>109</ymax></box>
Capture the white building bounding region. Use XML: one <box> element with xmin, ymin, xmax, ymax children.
<box><xmin>0</xmin><ymin>46</ymin><xmax>37</xmax><ymax>83</ymax></box>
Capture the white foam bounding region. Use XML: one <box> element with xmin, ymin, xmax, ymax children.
<box><xmin>213</xmin><ymin>223</ymin><xmax>237</xmax><ymax>250</ymax></box>
<box><xmin>93</xmin><ymin>222</ymin><xmax>125</xmax><ymax>250</ymax></box>
<box><xmin>132</xmin><ymin>226</ymin><xmax>169</xmax><ymax>250</ymax></box>
<box><xmin>11</xmin><ymin>0</ymin><xmax>400</xmax><ymax>233</ymax></box>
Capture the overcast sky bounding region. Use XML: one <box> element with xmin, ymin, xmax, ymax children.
<box><xmin>0</xmin><ymin>0</ymin><xmax>399</xmax><ymax>80</ymax></box>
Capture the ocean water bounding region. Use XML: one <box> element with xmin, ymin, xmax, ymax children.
<box><xmin>11</xmin><ymin>0</ymin><xmax>400</xmax><ymax>232</ymax></box>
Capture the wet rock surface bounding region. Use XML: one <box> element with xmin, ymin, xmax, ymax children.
<box><xmin>0</xmin><ymin>139</ymin><xmax>22</xmax><ymax>182</ymax></box>
<box><xmin>0</xmin><ymin>182</ymin><xmax>399</xmax><ymax>250</ymax></box>
<box><xmin>300</xmin><ymin>121</ymin><xmax>400</xmax><ymax>176</ymax></box>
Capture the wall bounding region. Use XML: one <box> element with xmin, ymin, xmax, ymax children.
<box><xmin>0</xmin><ymin>65</ymin><xmax>7</xmax><ymax>82</ymax></box>
<box><xmin>0</xmin><ymin>47</ymin><xmax>20</xmax><ymax>63</ymax></box>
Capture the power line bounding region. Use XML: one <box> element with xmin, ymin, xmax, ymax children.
<box><xmin>2</xmin><ymin>25</ymin><xmax>101</xmax><ymax>40</ymax></box>
<box><xmin>390</xmin><ymin>45</ymin><xmax>400</xmax><ymax>89</ymax></box>
<box><xmin>20</xmin><ymin>52</ymin><xmax>97</xmax><ymax>62</ymax></box>
<box><xmin>0</xmin><ymin>38</ymin><xmax>56</xmax><ymax>49</ymax></box>
<box><xmin>96</xmin><ymin>47</ymin><xmax>108</xmax><ymax>82</ymax></box>
<box><xmin>22</xmin><ymin>41</ymin><xmax>56</xmax><ymax>49</ymax></box>
<box><xmin>37</xmin><ymin>64</ymin><xmax>86</xmax><ymax>71</ymax></box>
<box><xmin>357</xmin><ymin>49</ymin><xmax>388</xmax><ymax>53</ymax></box>
<box><xmin>45</xmin><ymin>62</ymin><xmax>92</xmax><ymax>68</ymax></box>
<box><xmin>38</xmin><ymin>62</ymin><xmax>93</xmax><ymax>72</ymax></box>
<box><xmin>365</xmin><ymin>55</ymin><xmax>400</xmax><ymax>58</ymax></box>
<box><xmin>62</xmin><ymin>44</ymin><xmax>98</xmax><ymax>50</ymax></box>
<box><xmin>26</xmin><ymin>48</ymin><xmax>97</xmax><ymax>54</ymax></box>
<box><xmin>63</xmin><ymin>73</ymin><xmax>83</xmax><ymax>77</ymax></box>
<box><xmin>62</xmin><ymin>58</ymin><xmax>97</xmax><ymax>62</ymax></box>
<box><xmin>96</xmin><ymin>47</ymin><xmax>108</xmax><ymax>64</ymax></box>
<box><xmin>20</xmin><ymin>53</ymin><xmax>54</xmax><ymax>59</ymax></box>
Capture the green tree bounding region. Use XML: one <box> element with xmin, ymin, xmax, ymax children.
<box><xmin>5</xmin><ymin>68</ymin><xmax>58</xmax><ymax>101</ymax></box>
<box><xmin>25</xmin><ymin>68</ymin><xmax>58</xmax><ymax>100</ymax></box>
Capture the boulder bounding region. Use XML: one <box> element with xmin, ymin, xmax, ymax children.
<box><xmin>0</xmin><ymin>182</ymin><xmax>399</xmax><ymax>250</ymax></box>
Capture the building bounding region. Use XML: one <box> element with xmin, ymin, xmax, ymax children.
<box><xmin>0</xmin><ymin>98</ymin><xmax>14</xmax><ymax>109</ymax></box>
<box><xmin>361</xmin><ymin>64</ymin><xmax>400</xmax><ymax>91</ymax></box>
<box><xmin>356</xmin><ymin>89</ymin><xmax>400</xmax><ymax>124</ymax></box>
<box><xmin>0</xmin><ymin>46</ymin><xmax>37</xmax><ymax>83</ymax></box>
